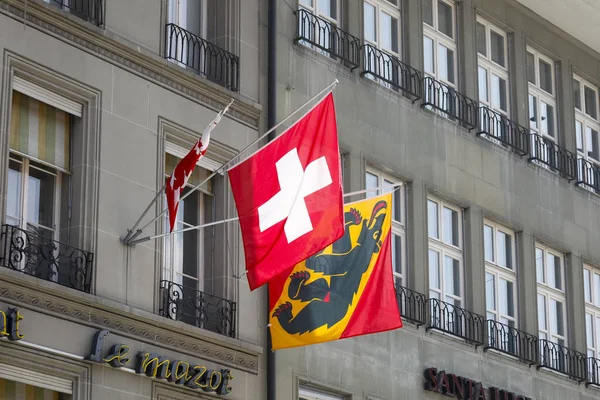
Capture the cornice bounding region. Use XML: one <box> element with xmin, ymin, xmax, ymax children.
<box><xmin>0</xmin><ymin>270</ymin><xmax>261</xmax><ymax>374</ymax></box>
<box><xmin>0</xmin><ymin>0</ymin><xmax>261</xmax><ymax>128</ymax></box>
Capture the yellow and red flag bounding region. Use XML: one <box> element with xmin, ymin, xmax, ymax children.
<box><xmin>268</xmin><ymin>193</ymin><xmax>402</xmax><ymax>350</ymax></box>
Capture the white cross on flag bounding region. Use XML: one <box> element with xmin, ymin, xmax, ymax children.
<box><xmin>228</xmin><ymin>93</ymin><xmax>344</xmax><ymax>290</ymax></box>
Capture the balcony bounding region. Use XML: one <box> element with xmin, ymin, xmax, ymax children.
<box><xmin>296</xmin><ymin>8</ymin><xmax>361</xmax><ymax>69</ymax></box>
<box><xmin>477</xmin><ymin>106</ymin><xmax>529</xmax><ymax>156</ymax></box>
<box><xmin>537</xmin><ymin>339</ymin><xmax>586</xmax><ymax>382</ymax></box>
<box><xmin>396</xmin><ymin>285</ymin><xmax>426</xmax><ymax>326</ymax></box>
<box><xmin>164</xmin><ymin>23</ymin><xmax>240</xmax><ymax>92</ymax></box>
<box><xmin>426</xmin><ymin>298</ymin><xmax>485</xmax><ymax>345</ymax></box>
<box><xmin>421</xmin><ymin>76</ymin><xmax>478</xmax><ymax>128</ymax></box>
<box><xmin>576</xmin><ymin>157</ymin><xmax>600</xmax><ymax>192</ymax></box>
<box><xmin>589</xmin><ymin>357</ymin><xmax>600</xmax><ymax>387</ymax></box>
<box><xmin>484</xmin><ymin>320</ymin><xmax>538</xmax><ymax>365</ymax></box>
<box><xmin>362</xmin><ymin>44</ymin><xmax>422</xmax><ymax>99</ymax></box>
<box><xmin>159</xmin><ymin>280</ymin><xmax>236</xmax><ymax>338</ymax></box>
<box><xmin>528</xmin><ymin>133</ymin><xmax>577</xmax><ymax>179</ymax></box>
<box><xmin>0</xmin><ymin>224</ymin><xmax>93</xmax><ymax>293</ymax></box>
<box><xmin>47</xmin><ymin>0</ymin><xmax>103</xmax><ymax>26</ymax></box>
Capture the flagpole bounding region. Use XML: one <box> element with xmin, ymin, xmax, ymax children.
<box><xmin>123</xmin><ymin>79</ymin><xmax>340</xmax><ymax>245</ymax></box>
<box><xmin>127</xmin><ymin>182</ymin><xmax>402</xmax><ymax>245</ymax></box>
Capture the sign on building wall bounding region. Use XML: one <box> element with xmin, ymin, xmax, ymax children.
<box><xmin>0</xmin><ymin>307</ymin><xmax>24</xmax><ymax>341</ymax></box>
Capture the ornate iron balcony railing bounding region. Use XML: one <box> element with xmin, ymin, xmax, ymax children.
<box><xmin>164</xmin><ymin>23</ymin><xmax>240</xmax><ymax>92</ymax></box>
<box><xmin>395</xmin><ymin>285</ymin><xmax>426</xmax><ymax>326</ymax></box>
<box><xmin>537</xmin><ymin>338</ymin><xmax>586</xmax><ymax>382</ymax></box>
<box><xmin>422</xmin><ymin>76</ymin><xmax>478</xmax><ymax>128</ymax></box>
<box><xmin>0</xmin><ymin>224</ymin><xmax>93</xmax><ymax>293</ymax></box>
<box><xmin>576</xmin><ymin>157</ymin><xmax>600</xmax><ymax>192</ymax></box>
<box><xmin>362</xmin><ymin>44</ymin><xmax>422</xmax><ymax>99</ymax></box>
<box><xmin>159</xmin><ymin>280</ymin><xmax>236</xmax><ymax>338</ymax></box>
<box><xmin>295</xmin><ymin>8</ymin><xmax>360</xmax><ymax>68</ymax></box>
<box><xmin>47</xmin><ymin>0</ymin><xmax>103</xmax><ymax>26</ymax></box>
<box><xmin>477</xmin><ymin>106</ymin><xmax>529</xmax><ymax>156</ymax></box>
<box><xmin>588</xmin><ymin>357</ymin><xmax>600</xmax><ymax>387</ymax></box>
<box><xmin>484</xmin><ymin>320</ymin><xmax>538</xmax><ymax>365</ymax></box>
<box><xmin>426</xmin><ymin>298</ymin><xmax>485</xmax><ymax>345</ymax></box>
<box><xmin>528</xmin><ymin>133</ymin><xmax>577</xmax><ymax>180</ymax></box>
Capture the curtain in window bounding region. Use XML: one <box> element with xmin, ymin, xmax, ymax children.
<box><xmin>0</xmin><ymin>379</ymin><xmax>60</xmax><ymax>400</ymax></box>
<box><xmin>10</xmin><ymin>91</ymin><xmax>71</xmax><ymax>171</ymax></box>
<box><xmin>165</xmin><ymin>152</ymin><xmax>213</xmax><ymax>193</ymax></box>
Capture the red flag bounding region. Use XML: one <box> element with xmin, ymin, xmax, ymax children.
<box><xmin>228</xmin><ymin>93</ymin><xmax>343</xmax><ymax>290</ymax></box>
<box><xmin>165</xmin><ymin>101</ymin><xmax>232</xmax><ymax>232</ymax></box>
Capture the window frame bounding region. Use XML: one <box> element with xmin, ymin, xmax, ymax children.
<box><xmin>535</xmin><ymin>243</ymin><xmax>567</xmax><ymax>346</ymax></box>
<box><xmin>299</xmin><ymin>385</ymin><xmax>345</xmax><ymax>400</ymax></box>
<box><xmin>427</xmin><ymin>196</ymin><xmax>464</xmax><ymax>306</ymax></box>
<box><xmin>527</xmin><ymin>47</ymin><xmax>557</xmax><ymax>142</ymax></box>
<box><xmin>574</xmin><ymin>75</ymin><xmax>600</xmax><ymax>165</ymax></box>
<box><xmin>365</xmin><ymin>168</ymin><xmax>405</xmax><ymax>287</ymax></box>
<box><xmin>423</xmin><ymin>0</ymin><xmax>457</xmax><ymax>87</ymax></box>
<box><xmin>363</xmin><ymin>0</ymin><xmax>401</xmax><ymax>57</ymax></box>
<box><xmin>584</xmin><ymin>265</ymin><xmax>600</xmax><ymax>362</ymax></box>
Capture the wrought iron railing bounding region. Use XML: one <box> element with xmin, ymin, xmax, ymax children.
<box><xmin>0</xmin><ymin>224</ymin><xmax>93</xmax><ymax>293</ymax></box>
<box><xmin>484</xmin><ymin>320</ymin><xmax>538</xmax><ymax>365</ymax></box>
<box><xmin>576</xmin><ymin>158</ymin><xmax>600</xmax><ymax>192</ymax></box>
<box><xmin>164</xmin><ymin>23</ymin><xmax>240</xmax><ymax>92</ymax></box>
<box><xmin>528</xmin><ymin>133</ymin><xmax>577</xmax><ymax>180</ymax></box>
<box><xmin>588</xmin><ymin>357</ymin><xmax>600</xmax><ymax>386</ymax></box>
<box><xmin>477</xmin><ymin>106</ymin><xmax>529</xmax><ymax>156</ymax></box>
<box><xmin>395</xmin><ymin>285</ymin><xmax>426</xmax><ymax>326</ymax></box>
<box><xmin>159</xmin><ymin>280</ymin><xmax>236</xmax><ymax>338</ymax></box>
<box><xmin>362</xmin><ymin>44</ymin><xmax>422</xmax><ymax>99</ymax></box>
<box><xmin>537</xmin><ymin>339</ymin><xmax>586</xmax><ymax>382</ymax></box>
<box><xmin>426</xmin><ymin>298</ymin><xmax>485</xmax><ymax>345</ymax></box>
<box><xmin>295</xmin><ymin>8</ymin><xmax>360</xmax><ymax>68</ymax></box>
<box><xmin>47</xmin><ymin>0</ymin><xmax>103</xmax><ymax>26</ymax></box>
<box><xmin>421</xmin><ymin>76</ymin><xmax>478</xmax><ymax>128</ymax></box>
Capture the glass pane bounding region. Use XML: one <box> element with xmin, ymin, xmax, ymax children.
<box><xmin>366</xmin><ymin>172</ymin><xmax>378</xmax><ymax>198</ymax></box>
<box><xmin>486</xmin><ymin>272</ymin><xmax>496</xmax><ymax>312</ymax></box>
<box><xmin>364</xmin><ymin>3</ymin><xmax>376</xmax><ymax>43</ymax></box>
<box><xmin>428</xmin><ymin>200</ymin><xmax>439</xmax><ymax>238</ymax></box>
<box><xmin>595</xmin><ymin>273</ymin><xmax>600</xmax><ymax>307</ymax></box>
<box><xmin>444</xmin><ymin>256</ymin><xmax>460</xmax><ymax>296</ymax></box>
<box><xmin>586</xmin><ymin>313</ymin><xmax>594</xmax><ymax>349</ymax></box>
<box><xmin>586</xmin><ymin>127</ymin><xmax>599</xmax><ymax>161</ymax></box>
<box><xmin>491</xmin><ymin>74</ymin><xmax>508</xmax><ymax>112</ymax></box>
<box><xmin>438</xmin><ymin>1</ymin><xmax>453</xmax><ymax>38</ymax></box>
<box><xmin>299</xmin><ymin>0</ymin><xmax>313</xmax><ymax>6</ymax></box>
<box><xmin>497</xmin><ymin>230</ymin><xmax>512</xmax><ymax>270</ymax></box>
<box><xmin>424</xmin><ymin>36</ymin><xmax>435</xmax><ymax>74</ymax></box>
<box><xmin>550</xmin><ymin>299</ymin><xmax>564</xmax><ymax>336</ymax></box>
<box><xmin>548</xmin><ymin>254</ymin><xmax>562</xmax><ymax>291</ymax></box>
<box><xmin>318</xmin><ymin>0</ymin><xmax>336</xmax><ymax>19</ymax></box>
<box><xmin>539</xmin><ymin>59</ymin><xmax>553</xmax><ymax>94</ymax></box>
<box><xmin>574</xmin><ymin>79</ymin><xmax>581</xmax><ymax>110</ymax></box>
<box><xmin>429</xmin><ymin>249</ymin><xmax>440</xmax><ymax>289</ymax></box>
<box><xmin>442</xmin><ymin>206</ymin><xmax>459</xmax><ymax>247</ymax></box>
<box><xmin>490</xmin><ymin>30</ymin><xmax>505</xmax><ymax>67</ymax></box>
<box><xmin>585</xmin><ymin>86</ymin><xmax>598</xmax><ymax>119</ymax></box>
<box><xmin>392</xmin><ymin>234</ymin><xmax>402</xmax><ymax>276</ymax></box>
<box><xmin>576</xmin><ymin>120</ymin><xmax>584</xmax><ymax>152</ymax></box>
<box><xmin>484</xmin><ymin>224</ymin><xmax>494</xmax><ymax>262</ymax></box>
<box><xmin>597</xmin><ymin>316</ymin><xmax>600</xmax><ymax>354</ymax></box>
<box><xmin>540</xmin><ymin>102</ymin><xmax>555</xmax><ymax>138</ymax></box>
<box><xmin>529</xmin><ymin>95</ymin><xmax>538</xmax><ymax>131</ymax></box>
<box><xmin>380</xmin><ymin>11</ymin><xmax>398</xmax><ymax>53</ymax></box>
<box><xmin>384</xmin><ymin>178</ymin><xmax>401</xmax><ymax>221</ymax></box>
<box><xmin>478</xmin><ymin>67</ymin><xmax>489</xmax><ymax>103</ymax></box>
<box><xmin>476</xmin><ymin>22</ymin><xmax>486</xmax><ymax>56</ymax></box>
<box><xmin>499</xmin><ymin>278</ymin><xmax>514</xmax><ymax>317</ymax></box>
<box><xmin>536</xmin><ymin>247</ymin><xmax>545</xmax><ymax>283</ymax></box>
<box><xmin>526</xmin><ymin>52</ymin><xmax>535</xmax><ymax>84</ymax></box>
<box><xmin>7</xmin><ymin>159</ymin><xmax>22</xmax><ymax>223</ymax></box>
<box><xmin>584</xmin><ymin>269</ymin><xmax>592</xmax><ymax>303</ymax></box>
<box><xmin>438</xmin><ymin>44</ymin><xmax>455</xmax><ymax>84</ymax></box>
<box><xmin>538</xmin><ymin>293</ymin><xmax>547</xmax><ymax>330</ymax></box>
<box><xmin>423</xmin><ymin>0</ymin><xmax>433</xmax><ymax>26</ymax></box>
<box><xmin>27</xmin><ymin>166</ymin><xmax>55</xmax><ymax>231</ymax></box>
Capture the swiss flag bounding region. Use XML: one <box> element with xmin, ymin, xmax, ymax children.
<box><xmin>228</xmin><ymin>93</ymin><xmax>343</xmax><ymax>290</ymax></box>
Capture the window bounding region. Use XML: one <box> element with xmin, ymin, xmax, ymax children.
<box><xmin>574</xmin><ymin>76</ymin><xmax>600</xmax><ymax>189</ymax></box>
<box><xmin>166</xmin><ymin>0</ymin><xmax>206</xmax><ymax>67</ymax></box>
<box><xmin>423</xmin><ymin>0</ymin><xmax>456</xmax><ymax>85</ymax></box>
<box><xmin>427</xmin><ymin>197</ymin><xmax>463</xmax><ymax>308</ymax></box>
<box><xmin>299</xmin><ymin>386</ymin><xmax>345</xmax><ymax>400</ymax></box>
<box><xmin>584</xmin><ymin>265</ymin><xmax>600</xmax><ymax>368</ymax></box>
<box><xmin>299</xmin><ymin>0</ymin><xmax>340</xmax><ymax>55</ymax></box>
<box><xmin>476</xmin><ymin>17</ymin><xmax>509</xmax><ymax>134</ymax></box>
<box><xmin>484</xmin><ymin>221</ymin><xmax>517</xmax><ymax>340</ymax></box>
<box><xmin>527</xmin><ymin>48</ymin><xmax>557</xmax><ymax>166</ymax></box>
<box><xmin>42</xmin><ymin>0</ymin><xmax>103</xmax><ymax>26</ymax></box>
<box><xmin>536</xmin><ymin>243</ymin><xmax>566</xmax><ymax>363</ymax></box>
<box><xmin>366</xmin><ymin>169</ymin><xmax>405</xmax><ymax>287</ymax></box>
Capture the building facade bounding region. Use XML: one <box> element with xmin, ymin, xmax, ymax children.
<box><xmin>270</xmin><ymin>0</ymin><xmax>600</xmax><ymax>399</ymax></box>
<box><xmin>0</xmin><ymin>0</ymin><xmax>266</xmax><ymax>399</ymax></box>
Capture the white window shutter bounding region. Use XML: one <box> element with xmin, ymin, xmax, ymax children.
<box><xmin>12</xmin><ymin>76</ymin><xmax>83</xmax><ymax>117</ymax></box>
<box><xmin>0</xmin><ymin>362</ymin><xmax>73</xmax><ymax>394</ymax></box>
<box><xmin>165</xmin><ymin>141</ymin><xmax>224</xmax><ymax>173</ymax></box>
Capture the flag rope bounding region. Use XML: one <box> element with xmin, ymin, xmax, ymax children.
<box><xmin>127</xmin><ymin>182</ymin><xmax>402</xmax><ymax>245</ymax></box>
<box><xmin>122</xmin><ymin>79</ymin><xmax>340</xmax><ymax>245</ymax></box>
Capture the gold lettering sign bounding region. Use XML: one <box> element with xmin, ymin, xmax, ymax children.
<box><xmin>0</xmin><ymin>307</ymin><xmax>24</xmax><ymax>341</ymax></box>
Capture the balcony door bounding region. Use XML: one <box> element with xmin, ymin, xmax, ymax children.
<box><xmin>166</xmin><ymin>0</ymin><xmax>206</xmax><ymax>69</ymax></box>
